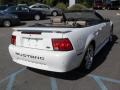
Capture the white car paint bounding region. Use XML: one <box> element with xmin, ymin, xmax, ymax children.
<box><xmin>8</xmin><ymin>11</ymin><xmax>113</xmax><ymax>72</ymax></box>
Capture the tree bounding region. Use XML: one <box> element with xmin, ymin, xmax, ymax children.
<box><xmin>0</xmin><ymin>0</ymin><xmax>7</xmax><ymax>4</ymax></box>
<box><xmin>42</xmin><ymin>0</ymin><xmax>57</xmax><ymax>6</ymax></box>
<box><xmin>16</xmin><ymin>0</ymin><xmax>36</xmax><ymax>5</ymax></box>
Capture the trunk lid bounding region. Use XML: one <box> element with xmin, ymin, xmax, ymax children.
<box><xmin>13</xmin><ymin>27</ymin><xmax>72</xmax><ymax>51</ymax></box>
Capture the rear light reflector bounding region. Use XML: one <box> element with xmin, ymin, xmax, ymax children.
<box><xmin>52</xmin><ymin>38</ymin><xmax>73</xmax><ymax>51</ymax></box>
<box><xmin>11</xmin><ymin>35</ymin><xmax>16</xmax><ymax>45</ymax></box>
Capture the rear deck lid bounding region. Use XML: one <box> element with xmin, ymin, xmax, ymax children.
<box><xmin>13</xmin><ymin>27</ymin><xmax>72</xmax><ymax>51</ymax></box>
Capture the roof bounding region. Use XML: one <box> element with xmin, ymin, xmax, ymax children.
<box><xmin>63</xmin><ymin>10</ymin><xmax>103</xmax><ymax>21</ymax></box>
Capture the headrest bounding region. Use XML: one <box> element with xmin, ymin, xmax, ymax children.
<box><xmin>51</xmin><ymin>16</ymin><xmax>63</xmax><ymax>23</ymax></box>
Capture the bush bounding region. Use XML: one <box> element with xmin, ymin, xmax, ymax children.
<box><xmin>42</xmin><ymin>0</ymin><xmax>57</xmax><ymax>6</ymax></box>
<box><xmin>68</xmin><ymin>4</ymin><xmax>87</xmax><ymax>11</ymax></box>
<box><xmin>55</xmin><ymin>3</ymin><xmax>67</xmax><ymax>11</ymax></box>
<box><xmin>16</xmin><ymin>0</ymin><xmax>36</xmax><ymax>5</ymax></box>
<box><xmin>83</xmin><ymin>1</ymin><xmax>92</xmax><ymax>8</ymax></box>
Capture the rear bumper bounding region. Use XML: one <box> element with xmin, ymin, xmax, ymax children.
<box><xmin>9</xmin><ymin>45</ymin><xmax>83</xmax><ymax>72</ymax></box>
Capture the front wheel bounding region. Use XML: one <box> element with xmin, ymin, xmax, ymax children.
<box><xmin>52</xmin><ymin>11</ymin><xmax>58</xmax><ymax>16</ymax></box>
<box><xmin>81</xmin><ymin>44</ymin><xmax>95</xmax><ymax>70</ymax></box>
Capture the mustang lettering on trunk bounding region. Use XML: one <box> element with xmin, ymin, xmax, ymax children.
<box><xmin>15</xmin><ymin>52</ymin><xmax>44</xmax><ymax>60</ymax></box>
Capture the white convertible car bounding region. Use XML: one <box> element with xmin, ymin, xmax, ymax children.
<box><xmin>9</xmin><ymin>10</ymin><xmax>113</xmax><ymax>72</ymax></box>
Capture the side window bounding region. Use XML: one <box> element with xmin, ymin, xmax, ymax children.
<box><xmin>40</xmin><ymin>5</ymin><xmax>44</xmax><ymax>8</ymax></box>
<box><xmin>16</xmin><ymin>7</ymin><xmax>22</xmax><ymax>11</ymax></box>
<box><xmin>21</xmin><ymin>7</ymin><xmax>29</xmax><ymax>12</ymax></box>
<box><xmin>40</xmin><ymin>5</ymin><xmax>49</xmax><ymax>9</ymax></box>
<box><xmin>32</xmin><ymin>6</ymin><xmax>39</xmax><ymax>8</ymax></box>
<box><xmin>7</xmin><ymin>7</ymin><xmax>17</xmax><ymax>12</ymax></box>
<box><xmin>38</xmin><ymin>5</ymin><xmax>42</xmax><ymax>8</ymax></box>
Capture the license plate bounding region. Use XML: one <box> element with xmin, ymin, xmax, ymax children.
<box><xmin>22</xmin><ymin>38</ymin><xmax>39</xmax><ymax>48</ymax></box>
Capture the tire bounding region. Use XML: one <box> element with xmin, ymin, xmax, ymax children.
<box><xmin>109</xmin><ymin>26</ymin><xmax>113</xmax><ymax>42</ymax></box>
<box><xmin>52</xmin><ymin>11</ymin><xmax>58</xmax><ymax>16</ymax></box>
<box><xmin>3</xmin><ymin>20</ymin><xmax>11</xmax><ymax>27</ymax></box>
<box><xmin>34</xmin><ymin>14</ymin><xmax>41</xmax><ymax>20</ymax></box>
<box><xmin>81</xmin><ymin>44</ymin><xmax>95</xmax><ymax>70</ymax></box>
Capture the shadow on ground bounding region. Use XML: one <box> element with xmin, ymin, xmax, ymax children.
<box><xmin>20</xmin><ymin>16</ymin><xmax>51</xmax><ymax>22</ymax></box>
<box><xmin>18</xmin><ymin>22</ymin><xmax>27</xmax><ymax>26</ymax></box>
<box><xmin>28</xmin><ymin>35</ymin><xmax>118</xmax><ymax>80</ymax></box>
<box><xmin>11</xmin><ymin>22</ymin><xmax>27</xmax><ymax>27</ymax></box>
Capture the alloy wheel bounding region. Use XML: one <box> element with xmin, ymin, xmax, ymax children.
<box><xmin>84</xmin><ymin>45</ymin><xmax>94</xmax><ymax>70</ymax></box>
<box><xmin>52</xmin><ymin>11</ymin><xmax>58</xmax><ymax>16</ymax></box>
<box><xmin>3</xmin><ymin>20</ymin><xmax>11</xmax><ymax>27</ymax></box>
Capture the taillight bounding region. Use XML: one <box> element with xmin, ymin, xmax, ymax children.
<box><xmin>52</xmin><ymin>38</ymin><xmax>73</xmax><ymax>51</ymax></box>
<box><xmin>11</xmin><ymin>35</ymin><xmax>16</xmax><ymax>45</ymax></box>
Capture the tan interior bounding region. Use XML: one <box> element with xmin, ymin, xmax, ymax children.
<box><xmin>76</xmin><ymin>21</ymin><xmax>86</xmax><ymax>26</ymax></box>
<box><xmin>51</xmin><ymin>17</ymin><xmax>86</xmax><ymax>27</ymax></box>
<box><xmin>51</xmin><ymin>16</ymin><xmax>63</xmax><ymax>24</ymax></box>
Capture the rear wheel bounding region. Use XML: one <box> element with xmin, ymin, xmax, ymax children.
<box><xmin>3</xmin><ymin>20</ymin><xmax>11</xmax><ymax>27</ymax></box>
<box><xmin>34</xmin><ymin>14</ymin><xmax>41</xmax><ymax>20</ymax></box>
<box><xmin>109</xmin><ymin>26</ymin><xmax>113</xmax><ymax>42</ymax></box>
<box><xmin>81</xmin><ymin>44</ymin><xmax>95</xmax><ymax>70</ymax></box>
<box><xmin>52</xmin><ymin>11</ymin><xmax>58</xmax><ymax>16</ymax></box>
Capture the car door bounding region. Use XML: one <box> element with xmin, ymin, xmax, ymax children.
<box><xmin>21</xmin><ymin>7</ymin><xmax>31</xmax><ymax>19</ymax></box>
<box><xmin>94</xmin><ymin>12</ymin><xmax>109</xmax><ymax>49</ymax></box>
<box><xmin>16</xmin><ymin>6</ymin><xmax>30</xmax><ymax>20</ymax></box>
<box><xmin>94</xmin><ymin>22</ymin><xmax>107</xmax><ymax>51</ymax></box>
<box><xmin>96</xmin><ymin>17</ymin><xmax>111</xmax><ymax>44</ymax></box>
<box><xmin>15</xmin><ymin>6</ymin><xmax>23</xmax><ymax>19</ymax></box>
<box><xmin>99</xmin><ymin>23</ymin><xmax>107</xmax><ymax>43</ymax></box>
<box><xmin>102</xmin><ymin>21</ymin><xmax>111</xmax><ymax>41</ymax></box>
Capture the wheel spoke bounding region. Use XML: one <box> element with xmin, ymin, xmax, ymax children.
<box><xmin>85</xmin><ymin>45</ymin><xmax>94</xmax><ymax>70</ymax></box>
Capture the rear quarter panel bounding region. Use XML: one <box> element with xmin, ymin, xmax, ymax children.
<box><xmin>62</xmin><ymin>24</ymin><xmax>107</xmax><ymax>55</ymax></box>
